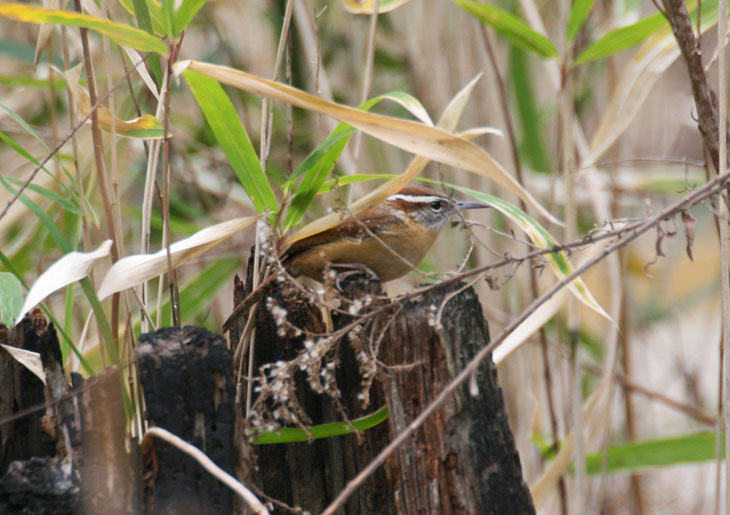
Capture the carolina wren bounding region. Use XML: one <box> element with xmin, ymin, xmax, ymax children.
<box><xmin>282</xmin><ymin>187</ymin><xmax>489</xmax><ymax>283</ymax></box>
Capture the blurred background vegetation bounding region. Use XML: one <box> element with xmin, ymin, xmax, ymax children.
<box><xmin>0</xmin><ymin>0</ymin><xmax>727</xmax><ymax>512</ymax></box>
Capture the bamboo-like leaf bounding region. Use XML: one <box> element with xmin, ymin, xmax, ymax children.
<box><xmin>0</xmin><ymin>130</ymin><xmax>80</xmax><ymax>209</ymax></box>
<box><xmin>283</xmin><ymin>74</ymin><xmax>486</xmax><ymax>245</ymax></box>
<box><xmin>0</xmin><ymin>272</ymin><xmax>23</xmax><ymax>326</ymax></box>
<box><xmin>454</xmin><ymin>0</ymin><xmax>559</xmax><ymax>58</ymax></box>
<box><xmin>173</xmin><ymin>60</ymin><xmax>559</xmax><ymax>225</ymax></box>
<box><xmin>0</xmin><ymin>176</ymin><xmax>71</xmax><ymax>253</ymax></box>
<box><xmin>585</xmin><ymin>432</ymin><xmax>720</xmax><ymax>475</ymax></box>
<box><xmin>15</xmin><ymin>240</ymin><xmax>113</xmax><ymax>324</ymax></box>
<box><xmin>0</xmin><ymin>1</ymin><xmax>167</xmax><ymax>55</ymax></box>
<box><xmin>183</xmin><ymin>69</ymin><xmax>278</xmax><ymax>214</ymax></box>
<box><xmin>251</xmin><ymin>405</ymin><xmax>389</xmax><ymax>444</ymax></box>
<box><xmin>174</xmin><ymin>0</ymin><xmax>206</xmax><ymax>35</ymax></box>
<box><xmin>573</xmin><ymin>12</ymin><xmax>667</xmax><ymax>65</ymax></box>
<box><xmin>284</xmin><ymin>91</ymin><xmax>433</xmax><ymax>229</ymax></box>
<box><xmin>566</xmin><ymin>0</ymin><xmax>595</xmax><ymax>43</ymax></box>
<box><xmin>342</xmin><ymin>0</ymin><xmax>416</xmax><ymax>14</ymax></box>
<box><xmin>2</xmin><ymin>176</ymin><xmax>80</xmax><ymax>215</ymax></box>
<box><xmin>0</xmin><ymin>344</ymin><xmax>46</xmax><ymax>384</ymax></box>
<box><xmin>129</xmin><ymin>0</ymin><xmax>154</xmax><ymax>33</ymax></box>
<box><xmin>446</xmin><ymin>184</ymin><xmax>610</xmax><ymax>320</ymax></box>
<box><xmin>75</xmin><ymin>87</ymin><xmax>166</xmax><ymax>139</ymax></box>
<box><xmin>161</xmin><ymin>0</ymin><xmax>173</xmax><ymax>37</ymax></box>
<box><xmin>97</xmin><ymin>216</ymin><xmax>257</xmax><ymax>300</ymax></box>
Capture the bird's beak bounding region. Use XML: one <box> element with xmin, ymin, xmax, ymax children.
<box><xmin>456</xmin><ymin>199</ymin><xmax>490</xmax><ymax>211</ymax></box>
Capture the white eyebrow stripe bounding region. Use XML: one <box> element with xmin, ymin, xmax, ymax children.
<box><xmin>387</xmin><ymin>194</ymin><xmax>446</xmax><ymax>204</ymax></box>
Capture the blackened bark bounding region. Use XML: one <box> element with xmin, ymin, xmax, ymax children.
<box><xmin>246</xmin><ymin>265</ymin><xmax>533</xmax><ymax>513</ymax></box>
<box><xmin>0</xmin><ymin>313</ymin><xmax>58</xmax><ymax>474</ymax></box>
<box><xmin>136</xmin><ymin>326</ymin><xmax>236</xmax><ymax>514</ymax></box>
<box><xmin>379</xmin><ymin>283</ymin><xmax>534</xmax><ymax>515</ymax></box>
<box><xmin>0</xmin><ymin>311</ymin><xmax>82</xmax><ymax>514</ymax></box>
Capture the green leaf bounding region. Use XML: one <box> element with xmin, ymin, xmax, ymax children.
<box><xmin>0</xmin><ymin>74</ymin><xmax>66</xmax><ymax>89</ymax></box>
<box><xmin>566</xmin><ymin>0</ymin><xmax>595</xmax><ymax>43</ymax></box>
<box><xmin>318</xmin><ymin>173</ymin><xmax>395</xmax><ymax>193</ymax></box>
<box><xmin>174</xmin><ymin>0</ymin><xmax>206</xmax><ymax>35</ymax></box>
<box><xmin>120</xmin><ymin>0</ymin><xmax>165</xmax><ymax>35</ymax></box>
<box><xmin>0</xmin><ymin>176</ymin><xmax>71</xmax><ymax>253</ymax></box>
<box><xmin>3</xmin><ymin>176</ymin><xmax>81</xmax><ymax>215</ymax></box>
<box><xmin>284</xmin><ymin>128</ymin><xmax>354</xmax><ymax>229</ymax></box>
<box><xmin>574</xmin><ymin>12</ymin><xmax>667</xmax><ymax>65</ymax></box>
<box><xmin>0</xmin><ymin>1</ymin><xmax>167</xmax><ymax>55</ymax></box>
<box><xmin>162</xmin><ymin>0</ymin><xmax>174</xmax><ymax>37</ymax></box>
<box><xmin>283</xmin><ymin>92</ymin><xmax>431</xmax><ymax>230</ymax></box>
<box><xmin>251</xmin><ymin>405</ymin><xmax>389</xmax><ymax>445</ymax></box>
<box><xmin>585</xmin><ymin>432</ymin><xmax>720</xmax><ymax>475</ymax></box>
<box><xmin>130</xmin><ymin>0</ymin><xmax>153</xmax><ymax>33</ymax></box>
<box><xmin>509</xmin><ymin>47</ymin><xmax>551</xmax><ymax>171</ymax></box>
<box><xmin>453</xmin><ymin>0</ymin><xmax>558</xmax><ymax>59</ymax></box>
<box><xmin>0</xmin><ymin>272</ymin><xmax>23</xmax><ymax>326</ymax></box>
<box><xmin>155</xmin><ymin>258</ymin><xmax>238</xmax><ymax>330</ymax></box>
<box><xmin>183</xmin><ymin>69</ymin><xmax>278</xmax><ymax>214</ymax></box>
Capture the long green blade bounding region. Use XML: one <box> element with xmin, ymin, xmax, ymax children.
<box><xmin>0</xmin><ymin>1</ymin><xmax>167</xmax><ymax>55</ymax></box>
<box><xmin>454</xmin><ymin>0</ymin><xmax>558</xmax><ymax>58</ymax></box>
<box><xmin>184</xmin><ymin>69</ymin><xmax>278</xmax><ymax>214</ymax></box>
<box><xmin>251</xmin><ymin>405</ymin><xmax>389</xmax><ymax>445</ymax></box>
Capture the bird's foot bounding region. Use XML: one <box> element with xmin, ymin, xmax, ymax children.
<box><xmin>329</xmin><ymin>263</ymin><xmax>379</xmax><ymax>292</ymax></box>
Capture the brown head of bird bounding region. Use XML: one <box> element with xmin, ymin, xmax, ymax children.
<box><xmin>282</xmin><ymin>187</ymin><xmax>489</xmax><ymax>283</ymax></box>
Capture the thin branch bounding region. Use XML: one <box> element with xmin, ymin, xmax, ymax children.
<box><xmin>144</xmin><ymin>427</ymin><xmax>269</xmax><ymax>514</ymax></box>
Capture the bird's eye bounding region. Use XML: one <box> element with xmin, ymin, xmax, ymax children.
<box><xmin>430</xmin><ymin>200</ymin><xmax>443</xmax><ymax>212</ymax></box>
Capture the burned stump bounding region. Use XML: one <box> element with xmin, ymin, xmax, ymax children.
<box><xmin>242</xmin><ymin>271</ymin><xmax>534</xmax><ymax>514</ymax></box>
<box><xmin>135</xmin><ymin>326</ymin><xmax>236</xmax><ymax>514</ymax></box>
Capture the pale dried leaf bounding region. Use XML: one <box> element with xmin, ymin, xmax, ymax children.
<box><xmin>492</xmin><ymin>291</ymin><xmax>567</xmax><ymax>365</ymax></box>
<box><xmin>0</xmin><ymin>344</ymin><xmax>46</xmax><ymax>385</ymax></box>
<box><xmin>174</xmin><ymin>60</ymin><xmax>558</xmax><ymax>225</ymax></box>
<box><xmin>286</xmin><ymin>75</ymin><xmax>496</xmax><ymax>245</ymax></box>
<box><xmin>15</xmin><ymin>240</ymin><xmax>113</xmax><ymax>324</ymax></box>
<box><xmin>97</xmin><ymin>216</ymin><xmax>257</xmax><ymax>300</ymax></box>
<box><xmin>122</xmin><ymin>46</ymin><xmax>160</xmax><ymax>100</ymax></box>
<box><xmin>33</xmin><ymin>0</ymin><xmax>69</xmax><ymax>68</ymax></box>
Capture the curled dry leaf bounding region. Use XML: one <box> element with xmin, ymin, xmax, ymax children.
<box><xmin>174</xmin><ymin>60</ymin><xmax>559</xmax><ymax>226</ymax></box>
<box><xmin>97</xmin><ymin>216</ymin><xmax>257</xmax><ymax>300</ymax></box>
<box><xmin>15</xmin><ymin>240</ymin><xmax>113</xmax><ymax>324</ymax></box>
<box><xmin>0</xmin><ymin>344</ymin><xmax>46</xmax><ymax>385</ymax></box>
<box><xmin>75</xmin><ymin>88</ymin><xmax>167</xmax><ymax>139</ymax></box>
<box><xmin>681</xmin><ymin>209</ymin><xmax>697</xmax><ymax>261</ymax></box>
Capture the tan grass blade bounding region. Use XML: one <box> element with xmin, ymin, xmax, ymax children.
<box><xmin>174</xmin><ymin>60</ymin><xmax>558</xmax><ymax>225</ymax></box>
<box><xmin>15</xmin><ymin>240</ymin><xmax>113</xmax><ymax>324</ymax></box>
<box><xmin>97</xmin><ymin>216</ymin><xmax>257</xmax><ymax>300</ymax></box>
<box><xmin>0</xmin><ymin>345</ymin><xmax>46</xmax><ymax>384</ymax></box>
<box><xmin>285</xmin><ymin>75</ymin><xmax>499</xmax><ymax>245</ymax></box>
